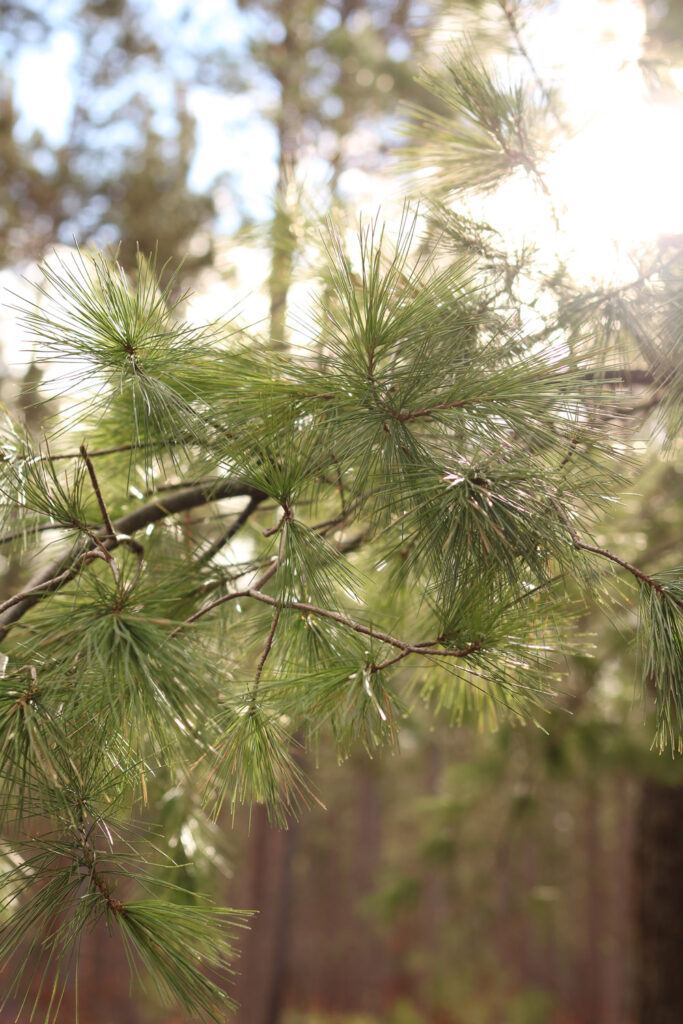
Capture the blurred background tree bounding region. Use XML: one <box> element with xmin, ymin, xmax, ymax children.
<box><xmin>0</xmin><ymin>0</ymin><xmax>215</xmax><ymax>270</ymax></box>
<box><xmin>0</xmin><ymin>2</ymin><xmax>682</xmax><ymax>1024</ymax></box>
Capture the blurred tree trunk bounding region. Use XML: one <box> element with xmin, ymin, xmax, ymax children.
<box><xmin>232</xmin><ymin>806</ymin><xmax>295</xmax><ymax>1024</ymax></box>
<box><xmin>583</xmin><ymin>785</ymin><xmax>603</xmax><ymax>1024</ymax></box>
<box><xmin>635</xmin><ymin>778</ymin><xmax>683</xmax><ymax>1024</ymax></box>
<box><xmin>350</xmin><ymin>760</ymin><xmax>384</xmax><ymax>1011</ymax></box>
<box><xmin>267</xmin><ymin>0</ymin><xmax>300</xmax><ymax>351</ymax></box>
<box><xmin>603</xmin><ymin>776</ymin><xmax>635</xmax><ymax>1024</ymax></box>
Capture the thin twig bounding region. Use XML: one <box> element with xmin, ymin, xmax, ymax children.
<box><xmin>251</xmin><ymin>592</ymin><xmax>483</xmax><ymax>659</ymax></box>
<box><xmin>19</xmin><ymin>441</ymin><xmax>168</xmax><ymax>463</ymax></box>
<box><xmin>395</xmin><ymin>398</ymin><xmax>470</xmax><ymax>422</ymax></box>
<box><xmin>498</xmin><ymin>0</ymin><xmax>569</xmax><ymax>131</ymax></box>
<box><xmin>172</xmin><ymin>584</ymin><xmax>480</xmax><ymax>660</ymax></box>
<box><xmin>552</xmin><ymin>498</ymin><xmax>683</xmax><ymax>610</ymax></box>
<box><xmin>0</xmin><ymin>548</ymin><xmax>107</xmax><ymax>616</ymax></box>
<box><xmin>254</xmin><ymin>607</ymin><xmax>281</xmax><ymax>685</ymax></box>
<box><xmin>80</xmin><ymin>444</ymin><xmax>115</xmax><ymax>536</ymax></box>
<box><xmin>167</xmin><ymin>561</ymin><xmax>279</xmax><ymax>640</ymax></box>
<box><xmin>370</xmin><ymin>649</ymin><xmax>413</xmax><ymax>674</ymax></box>
<box><xmin>79</xmin><ymin>444</ymin><xmax>123</xmax><ymax>588</ymax></box>
<box><xmin>75</xmin><ymin>816</ymin><xmax>125</xmax><ymax>917</ymax></box>
<box><xmin>330</xmin><ymin>451</ymin><xmax>346</xmax><ymax>524</ymax></box>
<box><xmin>196</xmin><ymin>494</ymin><xmax>264</xmax><ymax>566</ymax></box>
<box><xmin>249</xmin><ymin>512</ymin><xmax>288</xmax><ymax>684</ymax></box>
<box><xmin>310</xmin><ymin>498</ymin><xmax>364</xmax><ymax>537</ymax></box>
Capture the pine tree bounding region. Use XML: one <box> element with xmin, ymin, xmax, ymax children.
<box><xmin>0</xmin><ymin>0</ymin><xmax>214</xmax><ymax>273</ymax></box>
<box><xmin>1</xmin><ymin>3</ymin><xmax>682</xmax><ymax>1021</ymax></box>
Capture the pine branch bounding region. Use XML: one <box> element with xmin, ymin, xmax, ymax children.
<box><xmin>552</xmin><ymin>499</ymin><xmax>683</xmax><ymax>610</ymax></box>
<box><xmin>172</xmin><ymin>584</ymin><xmax>480</xmax><ymax>662</ymax></box>
<box><xmin>0</xmin><ymin>479</ymin><xmax>267</xmax><ymax>640</ymax></box>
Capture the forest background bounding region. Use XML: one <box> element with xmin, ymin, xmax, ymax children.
<box><xmin>1</xmin><ymin>1</ymin><xmax>682</xmax><ymax>1023</ymax></box>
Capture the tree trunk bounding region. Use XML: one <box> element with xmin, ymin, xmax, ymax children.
<box><xmin>232</xmin><ymin>806</ymin><xmax>295</xmax><ymax>1024</ymax></box>
<box><xmin>268</xmin><ymin>1</ymin><xmax>300</xmax><ymax>351</ymax></box>
<box><xmin>634</xmin><ymin>777</ymin><xmax>683</xmax><ymax>1024</ymax></box>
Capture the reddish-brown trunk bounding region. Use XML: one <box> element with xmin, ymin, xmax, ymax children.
<box><xmin>232</xmin><ymin>806</ymin><xmax>295</xmax><ymax>1024</ymax></box>
<box><xmin>634</xmin><ymin>777</ymin><xmax>683</xmax><ymax>1024</ymax></box>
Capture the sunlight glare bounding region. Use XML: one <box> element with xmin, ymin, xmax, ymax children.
<box><xmin>545</xmin><ymin>101</ymin><xmax>683</xmax><ymax>281</ymax></box>
<box><xmin>478</xmin><ymin>0</ymin><xmax>683</xmax><ymax>285</ymax></box>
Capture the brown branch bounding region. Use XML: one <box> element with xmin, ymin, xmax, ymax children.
<box><xmin>245</xmin><ymin>591</ymin><xmax>471</xmax><ymax>656</ymax></box>
<box><xmin>190</xmin><ymin>528</ymin><xmax>368</xmax><ymax>608</ymax></box>
<box><xmin>168</xmin><ymin>560</ymin><xmax>280</xmax><ymax>639</ymax></box>
<box><xmin>251</xmin><ymin>592</ymin><xmax>482</xmax><ymax>660</ymax></box>
<box><xmin>0</xmin><ymin>479</ymin><xmax>266</xmax><ymax>642</ymax></box>
<box><xmin>250</xmin><ymin>512</ymin><xmax>291</xmax><ymax>683</ymax></box>
<box><xmin>0</xmin><ymin>548</ymin><xmax>110</xmax><ymax>617</ymax></box>
<box><xmin>254</xmin><ymin>606</ymin><xmax>281</xmax><ymax>685</ymax></box>
<box><xmin>168</xmin><ymin>588</ymin><xmax>247</xmax><ymax>636</ymax></box>
<box><xmin>80</xmin><ymin>445</ymin><xmax>115</xmax><ymax>536</ymax></box>
<box><xmin>180</xmin><ymin>523</ymin><xmax>371</xmax><ymax>628</ymax></box>
<box><xmin>370</xmin><ymin>649</ymin><xmax>413</xmax><ymax>674</ymax></box>
<box><xmin>310</xmin><ymin>497</ymin><xmax>364</xmax><ymax>537</ymax></box>
<box><xmin>552</xmin><ymin>499</ymin><xmax>683</xmax><ymax>610</ymax></box>
<box><xmin>394</xmin><ymin>398</ymin><xmax>470</xmax><ymax>422</ymax></box>
<box><xmin>145</xmin><ymin>477</ymin><xmax>222</xmax><ymax>496</ymax></box>
<box><xmin>81</xmin><ymin>443</ymin><xmax>148</xmax><ymax>600</ymax></box>
<box><xmin>172</xmin><ymin>583</ymin><xmax>480</xmax><ymax>661</ymax></box>
<box><xmin>76</xmin><ymin>821</ymin><xmax>125</xmax><ymax>917</ymax></box>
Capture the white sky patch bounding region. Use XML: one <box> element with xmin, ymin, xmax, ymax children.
<box><xmin>185</xmin><ymin>245</ymin><xmax>272</xmax><ymax>330</ymax></box>
<box><xmin>187</xmin><ymin>86</ymin><xmax>279</xmax><ymax>214</ymax></box>
<box><xmin>464</xmin><ymin>0</ymin><xmax>683</xmax><ymax>285</ymax></box>
<box><xmin>13</xmin><ymin>32</ymin><xmax>78</xmax><ymax>146</ymax></box>
<box><xmin>536</xmin><ymin>0</ymin><xmax>683</xmax><ymax>278</ymax></box>
<box><xmin>546</xmin><ymin>102</ymin><xmax>683</xmax><ymax>276</ymax></box>
<box><xmin>0</xmin><ymin>264</ymin><xmax>50</xmax><ymax>372</ymax></box>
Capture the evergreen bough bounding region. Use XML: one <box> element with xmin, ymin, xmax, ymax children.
<box><xmin>1</xmin><ymin>25</ymin><xmax>682</xmax><ymax>1023</ymax></box>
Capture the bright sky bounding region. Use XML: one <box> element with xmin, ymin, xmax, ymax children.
<box><xmin>487</xmin><ymin>0</ymin><xmax>683</xmax><ymax>281</ymax></box>
<box><xmin>5</xmin><ymin>0</ymin><xmax>683</xmax><ymax>338</ymax></box>
<box><xmin>12</xmin><ymin>0</ymin><xmax>278</xmax><ymax>228</ymax></box>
